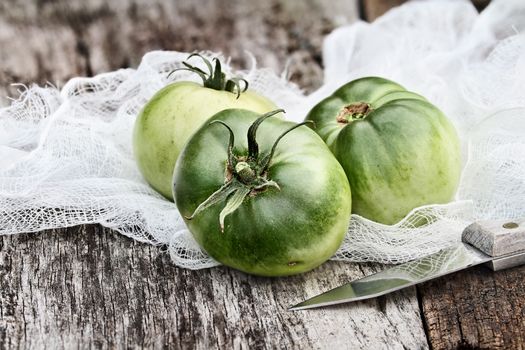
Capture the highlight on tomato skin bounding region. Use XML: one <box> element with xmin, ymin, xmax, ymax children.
<box><xmin>305</xmin><ymin>76</ymin><xmax>461</xmax><ymax>225</ymax></box>
<box><xmin>173</xmin><ymin>108</ymin><xmax>352</xmax><ymax>277</ymax></box>
<box><xmin>132</xmin><ymin>53</ymin><xmax>279</xmax><ymax>201</ymax></box>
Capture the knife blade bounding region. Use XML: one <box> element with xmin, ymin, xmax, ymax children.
<box><xmin>290</xmin><ymin>218</ymin><xmax>525</xmax><ymax>311</ymax></box>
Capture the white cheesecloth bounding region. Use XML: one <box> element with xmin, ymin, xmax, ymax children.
<box><xmin>1</xmin><ymin>0</ymin><xmax>524</xmax><ymax>268</ymax></box>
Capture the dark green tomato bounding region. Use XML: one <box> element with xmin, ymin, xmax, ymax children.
<box><xmin>174</xmin><ymin>109</ymin><xmax>351</xmax><ymax>276</ymax></box>
<box><xmin>305</xmin><ymin>77</ymin><xmax>461</xmax><ymax>225</ymax></box>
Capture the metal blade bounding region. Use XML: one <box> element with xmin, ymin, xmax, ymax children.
<box><xmin>290</xmin><ymin>243</ymin><xmax>492</xmax><ymax>311</ymax></box>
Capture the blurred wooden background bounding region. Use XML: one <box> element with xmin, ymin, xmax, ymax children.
<box><xmin>0</xmin><ymin>0</ymin><xmax>490</xmax><ymax>103</ymax></box>
<box><xmin>3</xmin><ymin>1</ymin><xmax>523</xmax><ymax>350</ymax></box>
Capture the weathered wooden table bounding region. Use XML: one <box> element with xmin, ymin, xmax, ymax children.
<box><xmin>1</xmin><ymin>1</ymin><xmax>523</xmax><ymax>349</ymax></box>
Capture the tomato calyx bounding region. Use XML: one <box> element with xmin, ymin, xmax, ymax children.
<box><xmin>185</xmin><ymin>109</ymin><xmax>313</xmax><ymax>232</ymax></box>
<box><xmin>336</xmin><ymin>102</ymin><xmax>372</xmax><ymax>124</ymax></box>
<box><xmin>169</xmin><ymin>53</ymin><xmax>249</xmax><ymax>99</ymax></box>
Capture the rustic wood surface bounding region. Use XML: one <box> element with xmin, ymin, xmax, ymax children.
<box><xmin>0</xmin><ymin>225</ymin><xmax>427</xmax><ymax>349</ymax></box>
<box><xmin>360</xmin><ymin>0</ymin><xmax>408</xmax><ymax>21</ymax></box>
<box><xmin>419</xmin><ymin>265</ymin><xmax>525</xmax><ymax>350</ymax></box>
<box><xmin>1</xmin><ymin>0</ymin><xmax>523</xmax><ymax>349</ymax></box>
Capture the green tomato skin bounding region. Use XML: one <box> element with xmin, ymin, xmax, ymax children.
<box><xmin>174</xmin><ymin>109</ymin><xmax>351</xmax><ymax>277</ymax></box>
<box><xmin>133</xmin><ymin>82</ymin><xmax>278</xmax><ymax>200</ymax></box>
<box><xmin>305</xmin><ymin>77</ymin><xmax>461</xmax><ymax>225</ymax></box>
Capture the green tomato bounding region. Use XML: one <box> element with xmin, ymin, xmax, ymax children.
<box><xmin>133</xmin><ymin>55</ymin><xmax>278</xmax><ymax>200</ymax></box>
<box><xmin>174</xmin><ymin>109</ymin><xmax>351</xmax><ymax>276</ymax></box>
<box><xmin>305</xmin><ymin>77</ymin><xmax>461</xmax><ymax>225</ymax></box>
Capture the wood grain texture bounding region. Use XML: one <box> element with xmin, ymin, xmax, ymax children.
<box><xmin>418</xmin><ymin>264</ymin><xmax>525</xmax><ymax>350</ymax></box>
<box><xmin>0</xmin><ymin>0</ymin><xmax>357</xmax><ymax>106</ymax></box>
<box><xmin>360</xmin><ymin>0</ymin><xmax>491</xmax><ymax>22</ymax></box>
<box><xmin>0</xmin><ymin>226</ymin><xmax>428</xmax><ymax>349</ymax></box>
<box><xmin>360</xmin><ymin>0</ymin><xmax>407</xmax><ymax>21</ymax></box>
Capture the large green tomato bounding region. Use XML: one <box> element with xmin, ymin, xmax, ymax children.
<box><xmin>133</xmin><ymin>55</ymin><xmax>278</xmax><ymax>200</ymax></box>
<box><xmin>305</xmin><ymin>77</ymin><xmax>461</xmax><ymax>225</ymax></box>
<box><xmin>174</xmin><ymin>109</ymin><xmax>351</xmax><ymax>276</ymax></box>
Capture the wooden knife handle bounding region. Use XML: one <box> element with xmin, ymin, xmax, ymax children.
<box><xmin>462</xmin><ymin>218</ymin><xmax>525</xmax><ymax>271</ymax></box>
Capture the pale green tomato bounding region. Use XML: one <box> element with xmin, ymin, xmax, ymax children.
<box><xmin>133</xmin><ymin>55</ymin><xmax>278</xmax><ymax>200</ymax></box>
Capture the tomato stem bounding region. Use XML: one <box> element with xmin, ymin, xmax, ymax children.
<box><xmin>336</xmin><ymin>102</ymin><xmax>372</xmax><ymax>123</ymax></box>
<box><xmin>210</xmin><ymin>120</ymin><xmax>236</xmax><ymax>171</ymax></box>
<box><xmin>247</xmin><ymin>109</ymin><xmax>285</xmax><ymax>161</ymax></box>
<box><xmin>259</xmin><ymin>120</ymin><xmax>314</xmax><ymax>174</ymax></box>
<box><xmin>186</xmin><ymin>110</ymin><xmax>311</xmax><ymax>232</ymax></box>
<box><xmin>168</xmin><ymin>53</ymin><xmax>249</xmax><ymax>99</ymax></box>
<box><xmin>235</xmin><ymin>162</ymin><xmax>257</xmax><ymax>184</ymax></box>
<box><xmin>184</xmin><ymin>180</ymin><xmax>240</xmax><ymax>221</ymax></box>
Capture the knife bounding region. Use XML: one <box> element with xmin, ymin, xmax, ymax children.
<box><xmin>290</xmin><ymin>218</ymin><xmax>525</xmax><ymax>311</ymax></box>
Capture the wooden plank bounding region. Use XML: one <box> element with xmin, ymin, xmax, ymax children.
<box><xmin>360</xmin><ymin>0</ymin><xmax>491</xmax><ymax>22</ymax></box>
<box><xmin>418</xmin><ymin>265</ymin><xmax>525</xmax><ymax>350</ymax></box>
<box><xmin>0</xmin><ymin>0</ymin><xmax>429</xmax><ymax>348</ymax></box>
<box><xmin>0</xmin><ymin>226</ymin><xmax>428</xmax><ymax>349</ymax></box>
<box><xmin>0</xmin><ymin>0</ymin><xmax>358</xmax><ymax>106</ymax></box>
<box><xmin>360</xmin><ymin>0</ymin><xmax>407</xmax><ymax>21</ymax></box>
